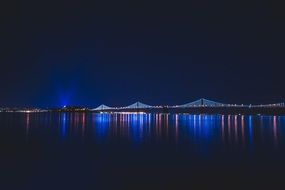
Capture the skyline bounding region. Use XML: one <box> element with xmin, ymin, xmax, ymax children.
<box><xmin>1</xmin><ymin>98</ymin><xmax>284</xmax><ymax>109</ymax></box>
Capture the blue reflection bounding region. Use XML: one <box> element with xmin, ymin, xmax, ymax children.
<box><xmin>130</xmin><ymin>113</ymin><xmax>146</xmax><ymax>144</ymax></box>
<box><xmin>33</xmin><ymin>113</ymin><xmax>285</xmax><ymax>149</ymax></box>
<box><xmin>193</xmin><ymin>115</ymin><xmax>198</xmax><ymax>141</ymax></box>
<box><xmin>95</xmin><ymin>113</ymin><xmax>111</xmax><ymax>142</ymax></box>
<box><xmin>61</xmin><ymin>113</ymin><xmax>67</xmax><ymax>138</ymax></box>
<box><xmin>202</xmin><ymin>115</ymin><xmax>211</xmax><ymax>139</ymax></box>
<box><xmin>248</xmin><ymin>116</ymin><xmax>253</xmax><ymax>148</ymax></box>
<box><xmin>199</xmin><ymin>115</ymin><xmax>213</xmax><ymax>154</ymax></box>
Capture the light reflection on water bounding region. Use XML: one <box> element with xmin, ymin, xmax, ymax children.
<box><xmin>21</xmin><ymin>113</ymin><xmax>285</xmax><ymax>148</ymax></box>
<box><xmin>2</xmin><ymin>113</ymin><xmax>285</xmax><ymax>189</ymax></box>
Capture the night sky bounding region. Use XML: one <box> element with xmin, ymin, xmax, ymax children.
<box><xmin>1</xmin><ymin>0</ymin><xmax>284</xmax><ymax>107</ymax></box>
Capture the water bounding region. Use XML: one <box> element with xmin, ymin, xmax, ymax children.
<box><xmin>1</xmin><ymin>113</ymin><xmax>285</xmax><ymax>189</ymax></box>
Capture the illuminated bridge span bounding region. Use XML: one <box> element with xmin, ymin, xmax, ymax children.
<box><xmin>253</xmin><ymin>102</ymin><xmax>285</xmax><ymax>107</ymax></box>
<box><xmin>91</xmin><ymin>98</ymin><xmax>285</xmax><ymax>114</ymax></box>
<box><xmin>92</xmin><ymin>104</ymin><xmax>113</xmax><ymax>111</ymax></box>
<box><xmin>176</xmin><ymin>98</ymin><xmax>225</xmax><ymax>107</ymax></box>
<box><xmin>123</xmin><ymin>102</ymin><xmax>153</xmax><ymax>109</ymax></box>
<box><xmin>92</xmin><ymin>102</ymin><xmax>154</xmax><ymax>112</ymax></box>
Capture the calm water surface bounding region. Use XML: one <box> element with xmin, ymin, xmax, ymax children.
<box><xmin>1</xmin><ymin>113</ymin><xmax>285</xmax><ymax>189</ymax></box>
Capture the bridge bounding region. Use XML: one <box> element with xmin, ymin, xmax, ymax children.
<box><xmin>91</xmin><ymin>98</ymin><xmax>285</xmax><ymax>114</ymax></box>
<box><xmin>91</xmin><ymin>101</ymin><xmax>155</xmax><ymax>112</ymax></box>
<box><xmin>175</xmin><ymin>98</ymin><xmax>225</xmax><ymax>107</ymax></box>
<box><xmin>92</xmin><ymin>104</ymin><xmax>113</xmax><ymax>111</ymax></box>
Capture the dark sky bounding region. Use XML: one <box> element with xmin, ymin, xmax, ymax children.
<box><xmin>1</xmin><ymin>0</ymin><xmax>284</xmax><ymax>107</ymax></box>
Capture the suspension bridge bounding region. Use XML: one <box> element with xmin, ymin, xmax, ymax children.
<box><xmin>91</xmin><ymin>98</ymin><xmax>285</xmax><ymax>114</ymax></box>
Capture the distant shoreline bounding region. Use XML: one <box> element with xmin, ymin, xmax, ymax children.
<box><xmin>1</xmin><ymin>107</ymin><xmax>285</xmax><ymax>115</ymax></box>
